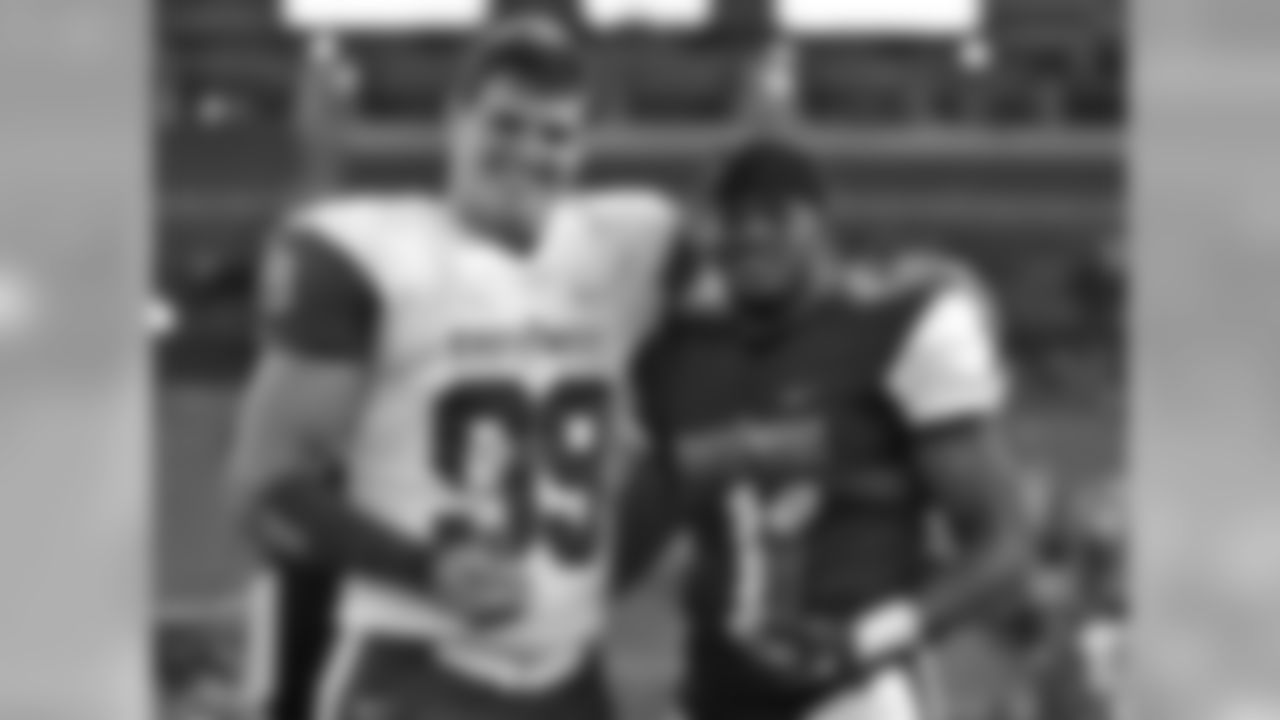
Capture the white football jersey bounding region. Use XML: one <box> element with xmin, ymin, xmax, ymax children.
<box><xmin>287</xmin><ymin>189</ymin><xmax>679</xmax><ymax>689</ymax></box>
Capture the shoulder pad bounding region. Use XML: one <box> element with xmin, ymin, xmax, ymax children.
<box><xmin>573</xmin><ymin>187</ymin><xmax>683</xmax><ymax>264</ymax></box>
<box><xmin>574</xmin><ymin>187</ymin><xmax>681</xmax><ymax>237</ymax></box>
<box><xmin>280</xmin><ymin>192</ymin><xmax>450</xmax><ymax>297</ymax></box>
<box><xmin>573</xmin><ymin>188</ymin><xmax>690</xmax><ymax>329</ymax></box>
<box><xmin>285</xmin><ymin>193</ymin><xmax>442</xmax><ymax>243</ymax></box>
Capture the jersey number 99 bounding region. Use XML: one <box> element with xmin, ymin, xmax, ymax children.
<box><xmin>432</xmin><ymin>378</ymin><xmax>614</xmax><ymax>564</ymax></box>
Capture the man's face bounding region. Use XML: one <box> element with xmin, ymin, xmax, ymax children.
<box><xmin>713</xmin><ymin>201</ymin><xmax>827</xmax><ymax>305</ymax></box>
<box><xmin>447</xmin><ymin>76</ymin><xmax>589</xmax><ymax>235</ymax></box>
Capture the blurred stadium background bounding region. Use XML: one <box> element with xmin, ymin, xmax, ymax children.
<box><xmin>154</xmin><ymin>1</ymin><xmax>1124</xmax><ymax>718</ymax></box>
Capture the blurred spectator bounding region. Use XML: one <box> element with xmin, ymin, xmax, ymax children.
<box><xmin>1069</xmin><ymin>234</ymin><xmax>1126</xmax><ymax>385</ymax></box>
<box><xmin>741</xmin><ymin>38</ymin><xmax>799</xmax><ymax>128</ymax></box>
<box><xmin>292</xmin><ymin>33</ymin><xmax>358</xmax><ymax>194</ymax></box>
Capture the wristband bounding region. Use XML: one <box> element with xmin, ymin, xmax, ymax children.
<box><xmin>846</xmin><ymin>599</ymin><xmax>923</xmax><ymax>664</ymax></box>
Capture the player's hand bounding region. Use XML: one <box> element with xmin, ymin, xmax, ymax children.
<box><xmin>742</xmin><ymin>620</ymin><xmax>851</xmax><ymax>688</ymax></box>
<box><xmin>429</xmin><ymin>537</ymin><xmax>527</xmax><ymax>630</ymax></box>
<box><xmin>844</xmin><ymin>600</ymin><xmax>924</xmax><ymax>672</ymax></box>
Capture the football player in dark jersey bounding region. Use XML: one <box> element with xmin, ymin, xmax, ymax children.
<box><xmin>618</xmin><ymin>138</ymin><xmax>1039</xmax><ymax>720</ymax></box>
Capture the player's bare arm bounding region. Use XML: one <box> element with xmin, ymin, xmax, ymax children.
<box><xmin>229</xmin><ymin>226</ymin><xmax>429</xmax><ymax>590</ymax></box>
<box><xmin>611</xmin><ymin>447</ymin><xmax>685</xmax><ymax>596</ymax></box>
<box><xmin>610</xmin><ymin>202</ymin><xmax>707</xmax><ymax>596</ymax></box>
<box><xmin>851</xmin><ymin>283</ymin><xmax>1037</xmax><ymax>667</ymax></box>
<box><xmin>908</xmin><ymin>412</ymin><xmax>1034</xmax><ymax>638</ymax></box>
<box><xmin>612</xmin><ymin>329</ymin><xmax>688</xmax><ymax>596</ymax></box>
<box><xmin>228</xmin><ymin>222</ymin><xmax>522</xmax><ymax>623</ymax></box>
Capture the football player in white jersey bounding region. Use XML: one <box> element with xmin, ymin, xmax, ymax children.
<box><xmin>229</xmin><ymin>18</ymin><xmax>679</xmax><ymax>720</ymax></box>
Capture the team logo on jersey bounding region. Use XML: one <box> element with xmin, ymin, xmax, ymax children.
<box><xmin>675</xmin><ymin>416</ymin><xmax>827</xmax><ymax>477</ymax></box>
<box><xmin>445</xmin><ymin>324</ymin><xmax>604</xmax><ymax>360</ymax></box>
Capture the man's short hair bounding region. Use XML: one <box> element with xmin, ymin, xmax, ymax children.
<box><xmin>451</xmin><ymin>15</ymin><xmax>589</xmax><ymax>102</ymax></box>
<box><xmin>708</xmin><ymin>136</ymin><xmax>825</xmax><ymax>215</ymax></box>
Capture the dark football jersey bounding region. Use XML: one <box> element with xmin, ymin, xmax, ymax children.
<box><xmin>631</xmin><ymin>261</ymin><xmax>1008</xmax><ymax>639</ymax></box>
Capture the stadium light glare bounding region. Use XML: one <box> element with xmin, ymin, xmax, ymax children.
<box><xmin>584</xmin><ymin>0</ymin><xmax>711</xmax><ymax>29</ymax></box>
<box><xmin>147</xmin><ymin>298</ymin><xmax>177</xmax><ymax>340</ymax></box>
<box><xmin>778</xmin><ymin>0</ymin><xmax>983</xmax><ymax>36</ymax></box>
<box><xmin>281</xmin><ymin>0</ymin><xmax>492</xmax><ymax>31</ymax></box>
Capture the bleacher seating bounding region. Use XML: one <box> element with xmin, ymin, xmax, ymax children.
<box><xmin>155</xmin><ymin>0</ymin><xmax>1125</xmax><ymax>378</ymax></box>
<box><xmin>156</xmin><ymin>0</ymin><xmax>1123</xmax><ymax>129</ymax></box>
<box><xmin>340</xmin><ymin>33</ymin><xmax>467</xmax><ymax>119</ymax></box>
<box><xmin>597</xmin><ymin>34</ymin><xmax>751</xmax><ymax>122</ymax></box>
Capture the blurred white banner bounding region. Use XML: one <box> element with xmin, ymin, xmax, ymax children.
<box><xmin>283</xmin><ymin>0</ymin><xmax>980</xmax><ymax>34</ymax></box>
<box><xmin>282</xmin><ymin>0</ymin><xmax>491</xmax><ymax>30</ymax></box>
<box><xmin>585</xmin><ymin>0</ymin><xmax>711</xmax><ymax>29</ymax></box>
<box><xmin>778</xmin><ymin>0</ymin><xmax>983</xmax><ymax>36</ymax></box>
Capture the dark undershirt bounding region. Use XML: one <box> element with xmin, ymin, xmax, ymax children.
<box><xmin>260</xmin><ymin>227</ymin><xmax>383</xmax><ymax>362</ymax></box>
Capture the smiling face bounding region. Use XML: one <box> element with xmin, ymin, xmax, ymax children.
<box><xmin>705</xmin><ymin>139</ymin><xmax>831</xmax><ymax>309</ymax></box>
<box><xmin>444</xmin><ymin>22</ymin><xmax>591</xmax><ymax>240</ymax></box>
<box><xmin>447</xmin><ymin>75</ymin><xmax>590</xmax><ymax>237</ymax></box>
<box><xmin>713</xmin><ymin>198</ymin><xmax>829</xmax><ymax>307</ymax></box>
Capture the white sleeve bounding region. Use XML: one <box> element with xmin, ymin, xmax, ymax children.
<box><xmin>287</xmin><ymin>194</ymin><xmax>443</xmax><ymax>301</ymax></box>
<box><xmin>589</xmin><ymin>187</ymin><xmax>685</xmax><ymax>337</ymax></box>
<box><xmin>885</xmin><ymin>287</ymin><xmax>1008</xmax><ymax>426</ymax></box>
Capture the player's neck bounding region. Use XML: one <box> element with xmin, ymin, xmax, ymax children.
<box><xmin>447</xmin><ymin>191</ymin><xmax>540</xmax><ymax>256</ymax></box>
<box><xmin>736</xmin><ymin>275</ymin><xmax>822</xmax><ymax>322</ymax></box>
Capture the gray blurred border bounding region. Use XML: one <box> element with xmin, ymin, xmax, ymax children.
<box><xmin>1137</xmin><ymin>0</ymin><xmax>1280</xmax><ymax>717</ymax></box>
<box><xmin>0</xmin><ymin>0</ymin><xmax>148</xmax><ymax>717</ymax></box>
<box><xmin>5</xmin><ymin>0</ymin><xmax>1280</xmax><ymax>717</ymax></box>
